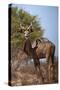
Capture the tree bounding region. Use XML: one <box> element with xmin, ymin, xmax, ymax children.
<box><xmin>11</xmin><ymin>7</ymin><xmax>44</xmax><ymax>48</ymax></box>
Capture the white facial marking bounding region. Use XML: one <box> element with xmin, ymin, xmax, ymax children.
<box><xmin>24</xmin><ymin>30</ymin><xmax>29</xmax><ymax>37</ymax></box>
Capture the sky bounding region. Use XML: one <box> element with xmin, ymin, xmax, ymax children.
<box><xmin>12</xmin><ymin>4</ymin><xmax>58</xmax><ymax>56</ymax></box>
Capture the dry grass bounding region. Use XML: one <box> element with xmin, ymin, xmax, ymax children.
<box><xmin>11</xmin><ymin>62</ymin><xmax>58</xmax><ymax>86</ymax></box>
<box><xmin>10</xmin><ymin>48</ymin><xmax>58</xmax><ymax>86</ymax></box>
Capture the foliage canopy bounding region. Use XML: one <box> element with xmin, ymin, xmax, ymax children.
<box><xmin>11</xmin><ymin>7</ymin><xmax>44</xmax><ymax>48</ymax></box>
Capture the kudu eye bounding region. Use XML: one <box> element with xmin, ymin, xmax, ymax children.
<box><xmin>27</xmin><ymin>29</ymin><xmax>29</xmax><ymax>31</ymax></box>
<box><xmin>30</xmin><ymin>28</ymin><xmax>33</xmax><ymax>32</ymax></box>
<box><xmin>27</xmin><ymin>27</ymin><xmax>33</xmax><ymax>33</ymax></box>
<box><xmin>20</xmin><ymin>29</ymin><xmax>22</xmax><ymax>33</ymax></box>
<box><xmin>27</xmin><ymin>23</ymin><xmax>33</xmax><ymax>33</ymax></box>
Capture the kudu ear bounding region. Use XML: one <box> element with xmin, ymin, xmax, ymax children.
<box><xmin>19</xmin><ymin>24</ymin><xmax>25</xmax><ymax>33</ymax></box>
<box><xmin>27</xmin><ymin>23</ymin><xmax>33</xmax><ymax>33</ymax></box>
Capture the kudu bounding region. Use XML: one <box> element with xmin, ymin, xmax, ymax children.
<box><xmin>19</xmin><ymin>23</ymin><xmax>55</xmax><ymax>81</ymax></box>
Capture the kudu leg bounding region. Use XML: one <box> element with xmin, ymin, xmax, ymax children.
<box><xmin>34</xmin><ymin>59</ymin><xmax>44</xmax><ymax>82</ymax></box>
<box><xmin>47</xmin><ymin>56</ymin><xmax>55</xmax><ymax>82</ymax></box>
<box><xmin>48</xmin><ymin>65</ymin><xmax>55</xmax><ymax>83</ymax></box>
<box><xmin>34</xmin><ymin>59</ymin><xmax>40</xmax><ymax>74</ymax></box>
<box><xmin>46</xmin><ymin>56</ymin><xmax>51</xmax><ymax>81</ymax></box>
<box><xmin>34</xmin><ymin>59</ymin><xmax>39</xmax><ymax>74</ymax></box>
<box><xmin>49</xmin><ymin>55</ymin><xmax>55</xmax><ymax>81</ymax></box>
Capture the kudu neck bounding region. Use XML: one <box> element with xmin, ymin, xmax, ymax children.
<box><xmin>24</xmin><ymin>38</ymin><xmax>32</xmax><ymax>56</ymax></box>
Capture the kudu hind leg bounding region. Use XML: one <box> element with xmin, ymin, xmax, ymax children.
<box><xmin>50</xmin><ymin>55</ymin><xmax>55</xmax><ymax>80</ymax></box>
<box><xmin>47</xmin><ymin>56</ymin><xmax>54</xmax><ymax>81</ymax></box>
<box><xmin>48</xmin><ymin>50</ymin><xmax>55</xmax><ymax>81</ymax></box>
<box><xmin>50</xmin><ymin>45</ymin><xmax>55</xmax><ymax>80</ymax></box>
<box><xmin>46</xmin><ymin>55</ymin><xmax>51</xmax><ymax>81</ymax></box>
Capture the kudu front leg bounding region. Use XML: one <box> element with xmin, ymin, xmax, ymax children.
<box><xmin>34</xmin><ymin>59</ymin><xmax>44</xmax><ymax>82</ymax></box>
